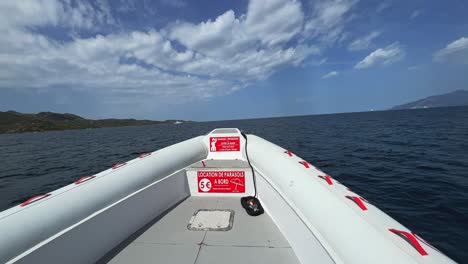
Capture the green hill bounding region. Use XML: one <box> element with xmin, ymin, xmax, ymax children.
<box><xmin>0</xmin><ymin>111</ymin><xmax>188</xmax><ymax>134</ymax></box>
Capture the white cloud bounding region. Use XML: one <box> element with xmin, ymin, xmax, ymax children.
<box><xmin>433</xmin><ymin>37</ymin><xmax>468</xmax><ymax>64</ymax></box>
<box><xmin>0</xmin><ymin>0</ymin><xmax>351</xmax><ymax>109</ymax></box>
<box><xmin>245</xmin><ymin>0</ymin><xmax>304</xmax><ymax>46</ymax></box>
<box><xmin>348</xmin><ymin>31</ymin><xmax>381</xmax><ymax>51</ymax></box>
<box><xmin>408</xmin><ymin>65</ymin><xmax>421</xmax><ymax>71</ymax></box>
<box><xmin>303</xmin><ymin>0</ymin><xmax>358</xmax><ymax>44</ymax></box>
<box><xmin>116</xmin><ymin>0</ymin><xmax>137</xmax><ymax>13</ymax></box>
<box><xmin>410</xmin><ymin>9</ymin><xmax>421</xmax><ymax>19</ymax></box>
<box><xmin>169</xmin><ymin>0</ymin><xmax>304</xmax><ymax>52</ymax></box>
<box><xmin>355</xmin><ymin>42</ymin><xmax>405</xmax><ymax>69</ymax></box>
<box><xmin>168</xmin><ymin>10</ymin><xmax>240</xmax><ymax>55</ymax></box>
<box><xmin>0</xmin><ymin>0</ymin><xmax>115</xmax><ymax>31</ymax></box>
<box><xmin>166</xmin><ymin>0</ymin><xmax>317</xmax><ymax>82</ymax></box>
<box><xmin>322</xmin><ymin>71</ymin><xmax>339</xmax><ymax>79</ymax></box>
<box><xmin>161</xmin><ymin>0</ymin><xmax>186</xmax><ymax>8</ymax></box>
<box><xmin>376</xmin><ymin>1</ymin><xmax>391</xmax><ymax>13</ymax></box>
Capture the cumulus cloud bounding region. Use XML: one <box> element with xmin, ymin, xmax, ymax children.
<box><xmin>354</xmin><ymin>42</ymin><xmax>405</xmax><ymax>69</ymax></box>
<box><xmin>3</xmin><ymin>0</ymin><xmax>400</xmax><ymax>117</ymax></box>
<box><xmin>169</xmin><ymin>0</ymin><xmax>305</xmax><ymax>52</ymax></box>
<box><xmin>433</xmin><ymin>37</ymin><xmax>468</xmax><ymax>64</ymax></box>
<box><xmin>0</xmin><ymin>0</ymin><xmax>325</xmax><ymax>104</ymax></box>
<box><xmin>167</xmin><ymin>0</ymin><xmax>318</xmax><ymax>83</ymax></box>
<box><xmin>348</xmin><ymin>31</ymin><xmax>381</xmax><ymax>51</ymax></box>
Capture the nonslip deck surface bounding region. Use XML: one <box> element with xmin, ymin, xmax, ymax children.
<box><xmin>106</xmin><ymin>197</ymin><xmax>300</xmax><ymax>264</ymax></box>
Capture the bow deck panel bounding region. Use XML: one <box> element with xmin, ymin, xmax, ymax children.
<box><xmin>104</xmin><ymin>197</ymin><xmax>300</xmax><ymax>264</ymax></box>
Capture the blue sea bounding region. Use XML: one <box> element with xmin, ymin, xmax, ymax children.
<box><xmin>1</xmin><ymin>106</ymin><xmax>467</xmax><ymax>262</ymax></box>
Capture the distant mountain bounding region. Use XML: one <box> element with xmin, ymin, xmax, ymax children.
<box><xmin>391</xmin><ymin>90</ymin><xmax>468</xmax><ymax>110</ymax></box>
<box><xmin>0</xmin><ymin>111</ymin><xmax>190</xmax><ymax>134</ymax></box>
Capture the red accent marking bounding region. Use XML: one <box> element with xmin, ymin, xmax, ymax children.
<box><xmin>413</xmin><ymin>233</ymin><xmax>441</xmax><ymax>253</ymax></box>
<box><xmin>20</xmin><ymin>194</ymin><xmax>51</xmax><ymax>207</ymax></box>
<box><xmin>284</xmin><ymin>150</ymin><xmax>293</xmax><ymax>157</ymax></box>
<box><xmin>345</xmin><ymin>196</ymin><xmax>368</xmax><ymax>210</ymax></box>
<box><xmin>298</xmin><ymin>161</ymin><xmax>310</xmax><ymax>168</ymax></box>
<box><xmin>112</xmin><ymin>162</ymin><xmax>127</xmax><ymax>169</ymax></box>
<box><xmin>201</xmin><ymin>160</ymin><xmax>206</xmax><ymax>167</ymax></box>
<box><xmin>359</xmin><ymin>196</ymin><xmax>370</xmax><ymax>203</ymax></box>
<box><xmin>389</xmin><ymin>229</ymin><xmax>428</xmax><ymax>256</ymax></box>
<box><xmin>318</xmin><ymin>175</ymin><xmax>333</xmax><ymax>185</ymax></box>
<box><xmin>74</xmin><ymin>175</ymin><xmax>96</xmax><ymax>184</ymax></box>
<box><xmin>139</xmin><ymin>153</ymin><xmax>151</xmax><ymax>158</ymax></box>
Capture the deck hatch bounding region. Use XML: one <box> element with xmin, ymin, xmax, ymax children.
<box><xmin>187</xmin><ymin>209</ymin><xmax>234</xmax><ymax>231</ymax></box>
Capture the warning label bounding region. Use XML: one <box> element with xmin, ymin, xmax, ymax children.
<box><xmin>209</xmin><ymin>137</ymin><xmax>240</xmax><ymax>152</ymax></box>
<box><xmin>197</xmin><ymin>171</ymin><xmax>245</xmax><ymax>193</ymax></box>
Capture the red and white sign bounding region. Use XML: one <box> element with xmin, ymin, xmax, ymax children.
<box><xmin>197</xmin><ymin>171</ymin><xmax>245</xmax><ymax>193</ymax></box>
<box><xmin>209</xmin><ymin>136</ymin><xmax>240</xmax><ymax>152</ymax></box>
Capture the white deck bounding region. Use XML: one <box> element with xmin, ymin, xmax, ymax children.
<box><xmin>103</xmin><ymin>197</ymin><xmax>300</xmax><ymax>264</ymax></box>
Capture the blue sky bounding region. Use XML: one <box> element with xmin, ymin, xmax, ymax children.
<box><xmin>0</xmin><ymin>0</ymin><xmax>467</xmax><ymax>121</ymax></box>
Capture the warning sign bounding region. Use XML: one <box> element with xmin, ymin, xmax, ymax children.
<box><xmin>209</xmin><ymin>137</ymin><xmax>240</xmax><ymax>152</ymax></box>
<box><xmin>197</xmin><ymin>171</ymin><xmax>245</xmax><ymax>193</ymax></box>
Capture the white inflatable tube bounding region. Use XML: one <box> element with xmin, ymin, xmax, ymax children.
<box><xmin>246</xmin><ymin>135</ymin><xmax>455</xmax><ymax>264</ymax></box>
<box><xmin>0</xmin><ymin>131</ymin><xmax>456</xmax><ymax>264</ymax></box>
<box><xmin>0</xmin><ymin>136</ymin><xmax>207</xmax><ymax>263</ymax></box>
